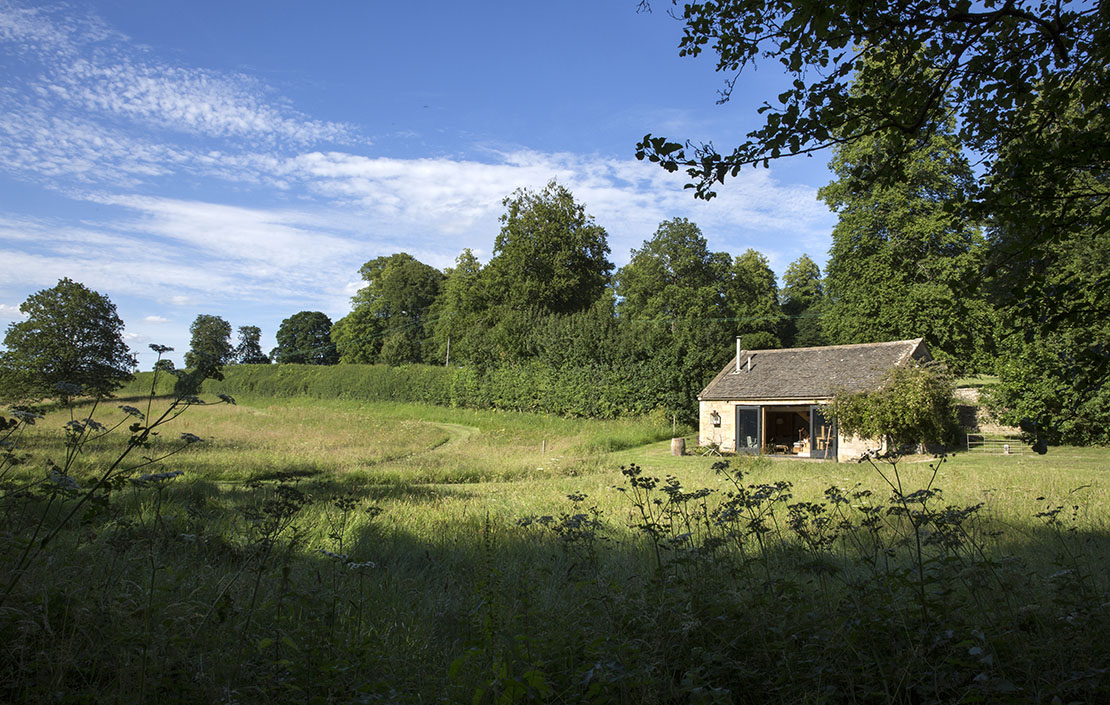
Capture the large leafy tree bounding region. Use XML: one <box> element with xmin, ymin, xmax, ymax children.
<box><xmin>331</xmin><ymin>306</ymin><xmax>383</xmax><ymax>365</ymax></box>
<box><xmin>0</xmin><ymin>278</ymin><xmax>136</xmax><ymax>400</ymax></box>
<box><xmin>531</xmin><ymin>295</ymin><xmax>623</xmax><ymax>369</ymax></box>
<box><xmin>615</xmin><ymin>218</ymin><xmax>736</xmax><ymax>408</ymax></box>
<box><xmin>616</xmin><ymin>217</ymin><xmax>730</xmax><ymax>324</ymax></box>
<box><xmin>780</xmin><ymin>254</ymin><xmax>826</xmax><ymax>348</ymax></box>
<box><xmin>427</xmin><ymin>249</ymin><xmax>486</xmax><ymax>365</ymax></box>
<box><xmin>818</xmin><ymin>111</ymin><xmax>994</xmax><ymax>374</ymax></box>
<box><xmin>335</xmin><ymin>253</ymin><xmax>444</xmax><ymax>365</ymax></box>
<box><xmin>725</xmin><ymin>249</ymin><xmax>785</xmax><ymax>350</ymax></box>
<box><xmin>484</xmin><ymin>181</ymin><xmax>613</xmax><ymax>315</ymax></box>
<box><xmin>184</xmin><ymin>315</ymin><xmax>233</xmax><ymax>378</ymax></box>
<box><xmin>985</xmin><ymin>93</ymin><xmax>1109</xmax><ymax>443</ymax></box>
<box><xmin>634</xmin><ymin>0</ymin><xmax>1107</xmax><ymax>437</ymax></box>
<box><xmin>351</xmin><ymin>253</ymin><xmax>445</xmax><ymax>322</ymax></box>
<box><xmin>233</xmin><ymin>325</ymin><xmax>270</xmax><ymax>365</ymax></box>
<box><xmin>274</xmin><ymin>311</ymin><xmax>338</xmax><ymax>365</ymax></box>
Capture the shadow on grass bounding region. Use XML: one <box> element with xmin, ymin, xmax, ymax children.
<box><xmin>6</xmin><ymin>399</ymin><xmax>1109</xmax><ymax>702</ymax></box>
<box><xmin>3</xmin><ymin>458</ymin><xmax>1110</xmax><ymax>705</ymax></box>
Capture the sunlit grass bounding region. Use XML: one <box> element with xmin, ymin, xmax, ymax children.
<box><xmin>20</xmin><ymin>393</ymin><xmax>1108</xmax><ymax>533</ymax></box>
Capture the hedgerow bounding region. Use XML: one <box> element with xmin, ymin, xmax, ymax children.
<box><xmin>123</xmin><ymin>361</ymin><xmax>689</xmax><ymax>420</ymax></box>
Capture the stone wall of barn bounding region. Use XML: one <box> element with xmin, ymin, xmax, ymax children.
<box><xmin>698</xmin><ymin>400</ymin><xmax>737</xmax><ymax>452</ymax></box>
<box><xmin>836</xmin><ymin>431</ymin><xmax>883</xmax><ymax>462</ymax></box>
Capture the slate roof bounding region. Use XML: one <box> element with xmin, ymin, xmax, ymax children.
<box><xmin>699</xmin><ymin>339</ymin><xmax>931</xmax><ymax>401</ymax></box>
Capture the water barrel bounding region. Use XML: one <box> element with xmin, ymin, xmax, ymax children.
<box><xmin>671</xmin><ymin>437</ymin><xmax>686</xmax><ymax>456</ymax></box>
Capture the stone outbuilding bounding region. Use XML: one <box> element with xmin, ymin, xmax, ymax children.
<box><xmin>698</xmin><ymin>338</ymin><xmax>933</xmax><ymax>462</ymax></box>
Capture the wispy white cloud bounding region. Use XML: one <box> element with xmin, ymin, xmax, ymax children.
<box><xmin>0</xmin><ymin>3</ymin><xmax>124</xmax><ymax>55</ymax></box>
<box><xmin>142</xmin><ymin>315</ymin><xmax>169</xmax><ymax>323</ymax></box>
<box><xmin>269</xmin><ymin>148</ymin><xmax>832</xmax><ymax>267</ymax></box>
<box><xmin>0</xmin><ymin>2</ymin><xmax>833</xmax><ymax>277</ymax></box>
<box><xmin>0</xmin><ymin>199</ymin><xmax>371</xmax><ymax>313</ymax></box>
<box><xmin>0</xmin><ymin>0</ymin><xmax>357</xmax><ymax>180</ymax></box>
<box><xmin>0</xmin><ymin>107</ymin><xmax>188</xmax><ymax>185</ymax></box>
<box><xmin>0</xmin><ymin>303</ymin><xmax>25</xmax><ymax>320</ymax></box>
<box><xmin>43</xmin><ymin>58</ymin><xmax>355</xmax><ymax>144</ymax></box>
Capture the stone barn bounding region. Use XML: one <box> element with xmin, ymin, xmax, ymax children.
<box><xmin>698</xmin><ymin>338</ymin><xmax>933</xmax><ymax>462</ymax></box>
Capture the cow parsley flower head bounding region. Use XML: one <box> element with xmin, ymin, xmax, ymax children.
<box><xmin>10</xmin><ymin>408</ymin><xmax>44</xmax><ymax>424</ymax></box>
<box><xmin>131</xmin><ymin>470</ymin><xmax>184</xmax><ymax>486</ymax></box>
<box><xmin>53</xmin><ymin>381</ymin><xmax>84</xmax><ymax>396</ymax></box>
<box><xmin>48</xmin><ymin>469</ymin><xmax>81</xmax><ymax>491</ymax></box>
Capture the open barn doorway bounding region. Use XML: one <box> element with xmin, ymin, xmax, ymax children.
<box><xmin>762</xmin><ymin>407</ymin><xmax>812</xmax><ymax>456</ymax></box>
<box><xmin>755</xmin><ymin>405</ymin><xmax>837</xmax><ymax>459</ymax></box>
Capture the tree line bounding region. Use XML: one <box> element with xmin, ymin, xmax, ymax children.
<box><xmin>179</xmin><ymin>125</ymin><xmax>1100</xmax><ymax>444</ymax></box>
<box><xmin>1</xmin><ymin>151</ymin><xmax>1101</xmax><ymax>444</ymax></box>
<box><xmin>1</xmin><ymin>144</ymin><xmax>1104</xmax><ymax>442</ymax></box>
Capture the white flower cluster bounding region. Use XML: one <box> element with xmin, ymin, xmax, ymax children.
<box><xmin>48</xmin><ymin>469</ymin><xmax>81</xmax><ymax>491</ymax></box>
<box><xmin>317</xmin><ymin>548</ymin><xmax>375</xmax><ymax>570</ymax></box>
<box><xmin>131</xmin><ymin>469</ymin><xmax>185</xmax><ymax>486</ymax></box>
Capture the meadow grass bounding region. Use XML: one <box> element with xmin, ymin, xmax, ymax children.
<box><xmin>3</xmin><ymin>392</ymin><xmax>1109</xmax><ymax>703</ymax></box>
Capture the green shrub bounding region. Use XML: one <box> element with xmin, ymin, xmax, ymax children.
<box><xmin>831</xmin><ymin>363</ymin><xmax>960</xmax><ymax>448</ymax></box>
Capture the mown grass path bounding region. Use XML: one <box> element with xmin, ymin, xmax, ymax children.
<box><xmin>426</xmin><ymin>421</ymin><xmax>481</xmax><ymax>447</ymax></box>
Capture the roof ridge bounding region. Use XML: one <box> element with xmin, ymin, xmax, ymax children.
<box><xmin>739</xmin><ymin>338</ymin><xmax>923</xmax><ymax>355</ymax></box>
<box><xmin>700</xmin><ymin>338</ymin><xmax>932</xmax><ymax>401</ymax></box>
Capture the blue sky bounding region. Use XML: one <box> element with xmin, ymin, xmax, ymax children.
<box><xmin>0</xmin><ymin>0</ymin><xmax>836</xmax><ymax>367</ymax></box>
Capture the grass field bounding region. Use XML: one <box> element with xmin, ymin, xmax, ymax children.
<box><xmin>3</xmin><ymin>392</ymin><xmax>1108</xmax><ymax>703</ymax></box>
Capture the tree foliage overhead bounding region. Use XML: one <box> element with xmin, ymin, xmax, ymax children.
<box><xmin>274</xmin><ymin>311</ymin><xmax>338</xmax><ymax>365</ymax></box>
<box><xmin>485</xmin><ymin>180</ymin><xmax>613</xmax><ymax>315</ymax></box>
<box><xmin>0</xmin><ymin>278</ymin><xmax>136</xmax><ymax>400</ymax></box>
<box><xmin>636</xmin><ymin>0</ymin><xmax>1107</xmax><ymax>206</ymax></box>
